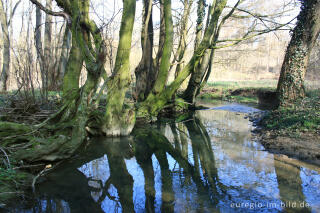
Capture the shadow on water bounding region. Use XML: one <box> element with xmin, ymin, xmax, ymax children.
<box><xmin>10</xmin><ymin>104</ymin><xmax>320</xmax><ymax>212</ymax></box>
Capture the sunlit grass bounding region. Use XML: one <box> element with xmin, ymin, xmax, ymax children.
<box><xmin>206</xmin><ymin>80</ymin><xmax>278</xmax><ymax>90</ymax></box>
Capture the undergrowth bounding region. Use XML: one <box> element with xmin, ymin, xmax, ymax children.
<box><xmin>260</xmin><ymin>90</ymin><xmax>320</xmax><ymax>136</ymax></box>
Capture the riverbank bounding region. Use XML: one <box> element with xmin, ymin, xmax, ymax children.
<box><xmin>199</xmin><ymin>81</ymin><xmax>320</xmax><ymax>166</ymax></box>
<box><xmin>198</xmin><ymin>80</ymin><xmax>278</xmax><ymax>107</ymax></box>
<box><xmin>257</xmin><ymin>91</ymin><xmax>320</xmax><ymax>166</ymax></box>
<box><xmin>0</xmin><ymin>92</ymin><xmax>61</xmax><ymax>207</ymax></box>
<box><xmin>0</xmin><ymin>83</ymin><xmax>319</xmax><ymax>207</ymax></box>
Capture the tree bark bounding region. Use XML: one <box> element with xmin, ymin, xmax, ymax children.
<box><xmin>62</xmin><ymin>35</ymin><xmax>83</xmax><ymax>99</ymax></box>
<box><xmin>150</xmin><ymin>0</ymin><xmax>173</xmax><ymax>95</ymax></box>
<box><xmin>183</xmin><ymin>49</ymin><xmax>211</xmax><ymax>103</ymax></box>
<box><xmin>44</xmin><ymin>0</ymin><xmax>54</xmax><ymax>90</ymax></box>
<box><xmin>0</xmin><ymin>0</ymin><xmax>10</xmax><ymax>91</ymax></box>
<box><xmin>155</xmin><ymin>0</ymin><xmax>166</xmax><ymax>69</ymax></box>
<box><xmin>183</xmin><ymin>0</ymin><xmax>226</xmax><ymax>104</ymax></box>
<box><xmin>194</xmin><ymin>0</ymin><xmax>206</xmax><ymax>51</ymax></box>
<box><xmin>102</xmin><ymin>0</ymin><xmax>137</xmax><ymax>136</ymax></box>
<box><xmin>57</xmin><ymin>25</ymin><xmax>72</xmax><ymax>89</ymax></box>
<box><xmin>134</xmin><ymin>0</ymin><xmax>154</xmax><ymax>101</ymax></box>
<box><xmin>137</xmin><ymin>0</ymin><xmax>228</xmax><ymax>117</ymax></box>
<box><xmin>277</xmin><ymin>0</ymin><xmax>320</xmax><ymax>106</ymax></box>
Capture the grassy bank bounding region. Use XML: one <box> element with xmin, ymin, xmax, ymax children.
<box><xmin>200</xmin><ymin>81</ymin><xmax>320</xmax><ymax>165</ymax></box>
<box><xmin>199</xmin><ymin>80</ymin><xmax>319</xmax><ymax>106</ymax></box>
<box><xmin>198</xmin><ymin>80</ymin><xmax>277</xmax><ymax>105</ymax></box>
<box><xmin>260</xmin><ymin>89</ymin><xmax>320</xmax><ymax>137</ymax></box>
<box><xmin>258</xmin><ymin>89</ymin><xmax>320</xmax><ymax>165</ymax></box>
<box><xmin>199</xmin><ymin>80</ymin><xmax>319</xmax><ymax>137</ymax></box>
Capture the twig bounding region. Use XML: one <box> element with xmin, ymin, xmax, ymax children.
<box><xmin>0</xmin><ymin>191</ymin><xmax>24</xmax><ymax>195</ymax></box>
<box><xmin>0</xmin><ymin>147</ymin><xmax>10</xmax><ymax>168</ymax></box>
<box><xmin>13</xmin><ymin>164</ymin><xmax>45</xmax><ymax>170</ymax></box>
<box><xmin>32</xmin><ymin>160</ymin><xmax>64</xmax><ymax>193</ymax></box>
<box><xmin>32</xmin><ymin>167</ymin><xmax>48</xmax><ymax>193</ymax></box>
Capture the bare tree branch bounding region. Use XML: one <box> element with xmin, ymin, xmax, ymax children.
<box><xmin>28</xmin><ymin>0</ymin><xmax>71</xmax><ymax>25</ymax></box>
<box><xmin>8</xmin><ymin>0</ymin><xmax>21</xmax><ymax>26</ymax></box>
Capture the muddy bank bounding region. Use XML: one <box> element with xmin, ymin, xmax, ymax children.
<box><xmin>258</xmin><ymin>131</ymin><xmax>320</xmax><ymax>166</ymax></box>
<box><xmin>251</xmin><ymin>92</ymin><xmax>320</xmax><ymax>166</ymax></box>
<box><xmin>251</xmin><ymin>110</ymin><xmax>320</xmax><ymax>166</ymax></box>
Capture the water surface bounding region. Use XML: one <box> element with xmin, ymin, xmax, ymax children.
<box><xmin>18</xmin><ymin>103</ymin><xmax>320</xmax><ymax>212</ymax></box>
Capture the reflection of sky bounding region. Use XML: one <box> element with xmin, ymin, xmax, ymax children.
<box><xmin>125</xmin><ymin>158</ymin><xmax>145</xmax><ymax>212</ymax></box>
<box><xmin>300</xmin><ymin>168</ymin><xmax>320</xmax><ymax>212</ymax></box>
<box><xmin>78</xmin><ymin>154</ymin><xmax>110</xmax><ymax>186</ymax></box>
<box><xmin>152</xmin><ymin>155</ymin><xmax>162</xmax><ymax>213</ymax></box>
<box><xmin>197</xmin><ymin>109</ymin><xmax>287</xmax><ymax>212</ymax></box>
<box><xmin>24</xmin><ymin>106</ymin><xmax>320</xmax><ymax>213</ymax></box>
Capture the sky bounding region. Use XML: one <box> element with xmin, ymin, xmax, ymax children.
<box><xmin>2</xmin><ymin>0</ymin><xmax>300</xmax><ymax>47</ymax></box>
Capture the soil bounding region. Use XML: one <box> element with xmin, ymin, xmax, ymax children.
<box><xmin>257</xmin><ymin>130</ymin><xmax>320</xmax><ymax>166</ymax></box>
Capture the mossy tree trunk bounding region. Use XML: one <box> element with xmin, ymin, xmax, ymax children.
<box><xmin>194</xmin><ymin>0</ymin><xmax>206</xmax><ymax>51</ymax></box>
<box><xmin>134</xmin><ymin>0</ymin><xmax>155</xmax><ymax>101</ymax></box>
<box><xmin>2</xmin><ymin>0</ymin><xmax>108</xmax><ymax>162</ymax></box>
<box><xmin>102</xmin><ymin>0</ymin><xmax>136</xmax><ymax>136</ymax></box>
<box><xmin>137</xmin><ymin>0</ymin><xmax>229</xmax><ymax>117</ymax></box>
<box><xmin>277</xmin><ymin>0</ymin><xmax>320</xmax><ymax>106</ymax></box>
<box><xmin>183</xmin><ymin>1</ymin><xmax>227</xmax><ymax>104</ymax></box>
<box><xmin>149</xmin><ymin>0</ymin><xmax>173</xmax><ymax>96</ymax></box>
<box><xmin>155</xmin><ymin>0</ymin><xmax>166</xmax><ymax>69</ymax></box>
<box><xmin>57</xmin><ymin>25</ymin><xmax>72</xmax><ymax>89</ymax></box>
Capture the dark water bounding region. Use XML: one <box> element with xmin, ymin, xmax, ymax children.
<box><xmin>14</xmin><ymin>103</ymin><xmax>320</xmax><ymax>212</ymax></box>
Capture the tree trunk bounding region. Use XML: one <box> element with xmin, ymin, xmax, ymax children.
<box><xmin>183</xmin><ymin>0</ymin><xmax>226</xmax><ymax>104</ymax></box>
<box><xmin>194</xmin><ymin>0</ymin><xmax>206</xmax><ymax>50</ymax></box>
<box><xmin>277</xmin><ymin>0</ymin><xmax>320</xmax><ymax>106</ymax></box>
<box><xmin>35</xmin><ymin>6</ymin><xmax>46</xmax><ymax>97</ymax></box>
<box><xmin>102</xmin><ymin>0</ymin><xmax>136</xmax><ymax>136</ymax></box>
<box><xmin>150</xmin><ymin>0</ymin><xmax>173</xmax><ymax>95</ymax></box>
<box><xmin>198</xmin><ymin>48</ymin><xmax>216</xmax><ymax>95</ymax></box>
<box><xmin>134</xmin><ymin>0</ymin><xmax>154</xmax><ymax>101</ymax></box>
<box><xmin>62</xmin><ymin>35</ymin><xmax>83</xmax><ymax>99</ymax></box>
<box><xmin>137</xmin><ymin>0</ymin><xmax>227</xmax><ymax>117</ymax></box>
<box><xmin>10</xmin><ymin>0</ymin><xmax>108</xmax><ymax>162</ymax></box>
<box><xmin>155</xmin><ymin>0</ymin><xmax>166</xmax><ymax>69</ymax></box>
<box><xmin>44</xmin><ymin>0</ymin><xmax>53</xmax><ymax>91</ymax></box>
<box><xmin>0</xmin><ymin>0</ymin><xmax>10</xmax><ymax>91</ymax></box>
<box><xmin>183</xmin><ymin>49</ymin><xmax>211</xmax><ymax>103</ymax></box>
<box><xmin>58</xmin><ymin>25</ymin><xmax>72</xmax><ymax>89</ymax></box>
<box><xmin>173</xmin><ymin>0</ymin><xmax>194</xmax><ymax>78</ymax></box>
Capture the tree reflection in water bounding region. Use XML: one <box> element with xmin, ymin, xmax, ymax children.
<box><xmin>21</xmin><ymin>108</ymin><xmax>320</xmax><ymax>213</ymax></box>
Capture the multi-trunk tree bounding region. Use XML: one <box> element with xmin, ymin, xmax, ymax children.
<box><xmin>0</xmin><ymin>0</ymin><xmax>297</xmax><ymax>163</ymax></box>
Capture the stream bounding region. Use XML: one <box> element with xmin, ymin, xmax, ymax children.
<box><xmin>14</xmin><ymin>102</ymin><xmax>320</xmax><ymax>212</ymax></box>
